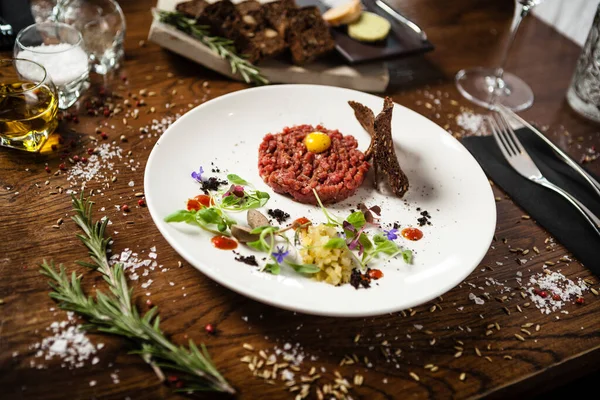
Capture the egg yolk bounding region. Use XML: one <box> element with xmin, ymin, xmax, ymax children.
<box><xmin>304</xmin><ymin>132</ymin><xmax>331</xmax><ymax>153</ymax></box>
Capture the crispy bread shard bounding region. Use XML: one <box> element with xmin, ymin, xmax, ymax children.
<box><xmin>348</xmin><ymin>97</ymin><xmax>409</xmax><ymax>197</ymax></box>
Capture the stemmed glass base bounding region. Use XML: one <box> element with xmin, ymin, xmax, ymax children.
<box><xmin>455</xmin><ymin>67</ymin><xmax>534</xmax><ymax>111</ymax></box>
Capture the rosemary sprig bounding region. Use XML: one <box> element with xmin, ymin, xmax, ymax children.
<box><xmin>157</xmin><ymin>10</ymin><xmax>269</xmax><ymax>86</ymax></box>
<box><xmin>40</xmin><ymin>194</ymin><xmax>234</xmax><ymax>395</ymax></box>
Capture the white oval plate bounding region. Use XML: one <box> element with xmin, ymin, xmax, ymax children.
<box><xmin>144</xmin><ymin>85</ymin><xmax>495</xmax><ymax>317</ymax></box>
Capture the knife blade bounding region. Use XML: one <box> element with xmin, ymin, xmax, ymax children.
<box><xmin>374</xmin><ymin>0</ymin><xmax>428</xmax><ymax>42</ymax></box>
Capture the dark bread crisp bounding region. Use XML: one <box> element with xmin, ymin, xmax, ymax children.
<box><xmin>348</xmin><ymin>97</ymin><xmax>409</xmax><ymax>197</ymax></box>
<box><xmin>175</xmin><ymin>0</ymin><xmax>209</xmax><ymax>19</ymax></box>
<box><xmin>348</xmin><ymin>101</ymin><xmax>376</xmax><ymax>158</ymax></box>
<box><xmin>286</xmin><ymin>6</ymin><xmax>335</xmax><ymax>65</ymax></box>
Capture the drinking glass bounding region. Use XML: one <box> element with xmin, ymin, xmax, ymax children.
<box><xmin>53</xmin><ymin>0</ymin><xmax>126</xmax><ymax>75</ymax></box>
<box><xmin>0</xmin><ymin>58</ymin><xmax>59</xmax><ymax>152</ymax></box>
<box><xmin>455</xmin><ymin>0</ymin><xmax>545</xmax><ymax>111</ymax></box>
<box><xmin>14</xmin><ymin>22</ymin><xmax>90</xmax><ymax>109</ymax></box>
<box><xmin>566</xmin><ymin>3</ymin><xmax>600</xmax><ymax>123</ymax></box>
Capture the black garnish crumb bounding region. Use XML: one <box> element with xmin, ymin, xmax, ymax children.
<box><xmin>350</xmin><ymin>269</ymin><xmax>371</xmax><ymax>290</ymax></box>
<box><xmin>417</xmin><ymin>209</ymin><xmax>432</xmax><ymax>226</ymax></box>
<box><xmin>393</xmin><ymin>222</ymin><xmax>401</xmax><ymax>229</ymax></box>
<box><xmin>201</xmin><ymin>176</ymin><xmax>227</xmax><ymax>194</ymax></box>
<box><xmin>416</xmin><ymin>207</ymin><xmax>421</xmax><ymax>211</ymax></box>
<box><xmin>234</xmin><ymin>254</ymin><xmax>258</xmax><ymax>266</ymax></box>
<box><xmin>268</xmin><ymin>208</ymin><xmax>290</xmax><ymax>223</ymax></box>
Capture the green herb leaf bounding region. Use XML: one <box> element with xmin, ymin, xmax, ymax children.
<box><xmin>264</xmin><ymin>263</ymin><xmax>280</xmax><ymax>275</ymax></box>
<box><xmin>372</xmin><ymin>233</ymin><xmax>387</xmax><ymax>245</ymax></box>
<box><xmin>248</xmin><ymin>239</ymin><xmax>269</xmax><ymax>252</ymax></box>
<box><xmin>285</xmin><ymin>261</ymin><xmax>320</xmax><ymax>274</ymax></box>
<box><xmin>323</xmin><ymin>237</ymin><xmax>346</xmax><ymax>249</ymax></box>
<box><xmin>346</xmin><ymin>211</ymin><xmax>366</xmax><ymax>229</ymax></box>
<box><xmin>164</xmin><ymin>209</ymin><xmax>196</xmax><ymax>223</ymax></box>
<box><xmin>402</xmin><ymin>249</ymin><xmax>413</xmax><ymax>264</ymax></box>
<box><xmin>374</xmin><ymin>239</ymin><xmax>399</xmax><ymax>256</ymax></box>
<box><xmin>227</xmin><ymin>174</ymin><xmax>248</xmax><ymax>185</ymax></box>
<box><xmin>250</xmin><ymin>225</ymin><xmax>276</xmax><ymax>234</ymax></box>
<box><xmin>359</xmin><ymin>233</ymin><xmax>373</xmax><ymax>251</ymax></box>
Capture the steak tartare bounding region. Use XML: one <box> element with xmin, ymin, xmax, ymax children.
<box><xmin>258</xmin><ymin>124</ymin><xmax>370</xmax><ymax>204</ymax></box>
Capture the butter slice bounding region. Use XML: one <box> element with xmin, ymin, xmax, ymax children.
<box><xmin>348</xmin><ymin>12</ymin><xmax>391</xmax><ymax>42</ymax></box>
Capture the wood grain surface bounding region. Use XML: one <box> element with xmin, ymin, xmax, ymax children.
<box><xmin>1</xmin><ymin>1</ymin><xmax>599</xmax><ymax>399</ymax></box>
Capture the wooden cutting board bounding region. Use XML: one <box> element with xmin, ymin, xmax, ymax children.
<box><xmin>148</xmin><ymin>0</ymin><xmax>390</xmax><ymax>92</ymax></box>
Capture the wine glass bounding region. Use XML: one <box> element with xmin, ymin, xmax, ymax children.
<box><xmin>455</xmin><ymin>0</ymin><xmax>545</xmax><ymax>111</ymax></box>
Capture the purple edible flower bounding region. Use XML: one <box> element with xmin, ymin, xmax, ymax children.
<box><xmin>271</xmin><ymin>246</ymin><xmax>289</xmax><ymax>264</ymax></box>
<box><xmin>384</xmin><ymin>228</ymin><xmax>399</xmax><ymax>241</ymax></box>
<box><xmin>191</xmin><ymin>166</ymin><xmax>204</xmax><ymax>182</ymax></box>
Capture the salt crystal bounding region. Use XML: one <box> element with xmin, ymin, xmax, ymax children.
<box><xmin>413</xmin><ymin>324</ymin><xmax>423</xmax><ymax>330</ymax></box>
<box><xmin>281</xmin><ymin>369</ymin><xmax>294</xmax><ymax>381</ymax></box>
<box><xmin>128</xmin><ymin>181</ymin><xmax>134</xmax><ymax>187</ymax></box>
<box><xmin>89</xmin><ymin>380</ymin><xmax>97</xmax><ymax>387</ymax></box>
<box><xmin>456</xmin><ymin>111</ymin><xmax>487</xmax><ymax>136</ymax></box>
<box><xmin>469</xmin><ymin>293</ymin><xmax>485</xmax><ymax>305</ymax></box>
<box><xmin>17</xmin><ymin>44</ymin><xmax>88</xmax><ymax>86</ymax></box>
<box><xmin>49</xmin><ymin>339</ymin><xmax>68</xmax><ymax>355</ymax></box>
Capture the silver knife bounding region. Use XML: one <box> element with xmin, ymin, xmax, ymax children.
<box><xmin>374</xmin><ymin>0</ymin><xmax>428</xmax><ymax>42</ymax></box>
<box><xmin>498</xmin><ymin>104</ymin><xmax>600</xmax><ymax>199</ymax></box>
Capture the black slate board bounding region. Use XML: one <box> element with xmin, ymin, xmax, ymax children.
<box><xmin>296</xmin><ymin>0</ymin><xmax>434</xmax><ymax>64</ymax></box>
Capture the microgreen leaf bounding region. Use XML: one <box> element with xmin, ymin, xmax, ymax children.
<box><xmin>402</xmin><ymin>249</ymin><xmax>413</xmax><ymax>264</ymax></box>
<box><xmin>164</xmin><ymin>210</ymin><xmax>196</xmax><ymax>223</ymax></box>
<box><xmin>250</xmin><ymin>225</ymin><xmax>277</xmax><ymax>234</ymax></box>
<box><xmin>264</xmin><ymin>263</ymin><xmax>281</xmax><ymax>275</ymax></box>
<box><xmin>346</xmin><ymin>211</ymin><xmax>366</xmax><ymax>229</ymax></box>
<box><xmin>323</xmin><ymin>237</ymin><xmax>346</xmax><ymax>249</ymax></box>
<box><xmin>227</xmin><ymin>174</ymin><xmax>248</xmax><ymax>185</ymax></box>
<box><xmin>285</xmin><ymin>261</ymin><xmax>320</xmax><ymax>274</ymax></box>
<box><xmin>247</xmin><ymin>239</ymin><xmax>269</xmax><ymax>252</ymax></box>
<box><xmin>374</xmin><ymin>240</ymin><xmax>399</xmax><ymax>255</ymax></box>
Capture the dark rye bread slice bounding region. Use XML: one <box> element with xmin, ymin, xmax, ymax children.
<box><xmin>263</xmin><ymin>0</ymin><xmax>297</xmax><ymax>37</ymax></box>
<box><xmin>175</xmin><ymin>0</ymin><xmax>209</xmax><ymax>19</ymax></box>
<box><xmin>348</xmin><ymin>97</ymin><xmax>409</xmax><ymax>197</ymax></box>
<box><xmin>286</xmin><ymin>6</ymin><xmax>335</xmax><ymax>65</ymax></box>
<box><xmin>196</xmin><ymin>0</ymin><xmax>262</xmax><ymax>63</ymax></box>
<box><xmin>236</xmin><ymin>1</ymin><xmax>287</xmax><ymax>59</ymax></box>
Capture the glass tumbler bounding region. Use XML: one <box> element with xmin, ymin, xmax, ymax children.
<box><xmin>14</xmin><ymin>22</ymin><xmax>90</xmax><ymax>109</ymax></box>
<box><xmin>566</xmin><ymin>4</ymin><xmax>600</xmax><ymax>123</ymax></box>
<box><xmin>53</xmin><ymin>0</ymin><xmax>126</xmax><ymax>75</ymax></box>
<box><xmin>0</xmin><ymin>59</ymin><xmax>59</xmax><ymax>152</ymax></box>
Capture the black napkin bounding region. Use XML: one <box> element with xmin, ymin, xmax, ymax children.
<box><xmin>462</xmin><ymin>128</ymin><xmax>600</xmax><ymax>275</ymax></box>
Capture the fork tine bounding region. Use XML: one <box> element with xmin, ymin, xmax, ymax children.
<box><xmin>492</xmin><ymin>113</ymin><xmax>518</xmax><ymax>156</ymax></box>
<box><xmin>487</xmin><ymin>116</ymin><xmax>514</xmax><ymax>161</ymax></box>
<box><xmin>497</xmin><ymin>112</ymin><xmax>526</xmax><ymax>154</ymax></box>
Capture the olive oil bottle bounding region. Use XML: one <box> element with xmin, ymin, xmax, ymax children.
<box><xmin>0</xmin><ymin>81</ymin><xmax>58</xmax><ymax>152</ymax></box>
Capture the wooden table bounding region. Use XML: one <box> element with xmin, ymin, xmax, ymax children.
<box><xmin>2</xmin><ymin>1</ymin><xmax>599</xmax><ymax>399</ymax></box>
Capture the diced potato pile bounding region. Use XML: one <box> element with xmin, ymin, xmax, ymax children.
<box><xmin>299</xmin><ymin>224</ymin><xmax>353</xmax><ymax>286</ymax></box>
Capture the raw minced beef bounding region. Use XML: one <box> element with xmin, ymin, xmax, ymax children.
<box><xmin>258</xmin><ymin>124</ymin><xmax>370</xmax><ymax>204</ymax></box>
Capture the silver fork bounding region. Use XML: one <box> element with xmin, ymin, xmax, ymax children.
<box><xmin>487</xmin><ymin>112</ymin><xmax>600</xmax><ymax>237</ymax></box>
